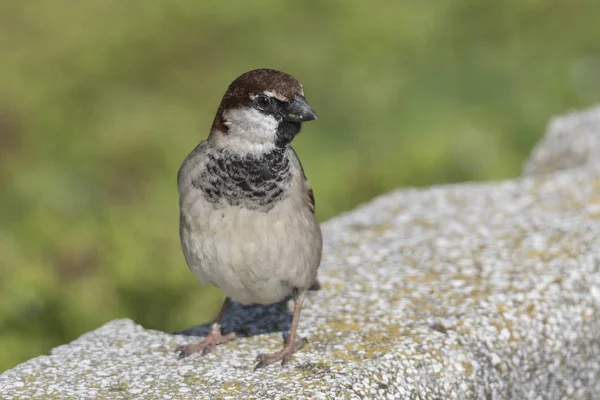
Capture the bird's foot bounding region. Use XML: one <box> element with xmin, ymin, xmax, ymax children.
<box><xmin>254</xmin><ymin>337</ymin><xmax>307</xmax><ymax>370</ymax></box>
<box><xmin>176</xmin><ymin>325</ymin><xmax>236</xmax><ymax>359</ymax></box>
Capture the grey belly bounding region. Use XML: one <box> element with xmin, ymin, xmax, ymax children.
<box><xmin>180</xmin><ymin>198</ymin><xmax>321</xmax><ymax>305</ymax></box>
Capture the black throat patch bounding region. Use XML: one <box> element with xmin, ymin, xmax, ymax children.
<box><xmin>275</xmin><ymin>121</ymin><xmax>302</xmax><ymax>147</ymax></box>
<box><xmin>193</xmin><ymin>147</ymin><xmax>292</xmax><ymax>211</ymax></box>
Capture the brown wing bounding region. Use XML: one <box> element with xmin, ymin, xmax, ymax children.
<box><xmin>307</xmin><ymin>188</ymin><xmax>315</xmax><ymax>214</ymax></box>
<box><xmin>290</xmin><ymin>147</ymin><xmax>316</xmax><ymax>215</ymax></box>
<box><xmin>290</xmin><ymin>148</ymin><xmax>321</xmax><ymax>291</ymax></box>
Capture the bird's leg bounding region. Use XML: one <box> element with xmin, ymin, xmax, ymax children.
<box><xmin>176</xmin><ymin>297</ymin><xmax>236</xmax><ymax>359</ymax></box>
<box><xmin>254</xmin><ymin>290</ymin><xmax>307</xmax><ymax>370</ymax></box>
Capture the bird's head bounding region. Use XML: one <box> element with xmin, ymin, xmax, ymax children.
<box><xmin>210</xmin><ymin>69</ymin><xmax>317</xmax><ymax>155</ymax></box>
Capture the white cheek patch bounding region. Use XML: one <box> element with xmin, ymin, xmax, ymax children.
<box><xmin>223</xmin><ymin>107</ymin><xmax>279</xmax><ymax>138</ymax></box>
<box><xmin>221</xmin><ymin>107</ymin><xmax>279</xmax><ymax>155</ymax></box>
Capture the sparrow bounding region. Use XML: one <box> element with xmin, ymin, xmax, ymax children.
<box><xmin>176</xmin><ymin>69</ymin><xmax>322</xmax><ymax>369</ymax></box>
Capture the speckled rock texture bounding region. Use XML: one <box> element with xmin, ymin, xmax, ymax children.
<box><xmin>524</xmin><ymin>104</ymin><xmax>600</xmax><ymax>175</ymax></box>
<box><xmin>2</xmin><ymin>107</ymin><xmax>600</xmax><ymax>400</ymax></box>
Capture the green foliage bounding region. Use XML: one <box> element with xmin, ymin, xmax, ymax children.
<box><xmin>1</xmin><ymin>0</ymin><xmax>599</xmax><ymax>371</ymax></box>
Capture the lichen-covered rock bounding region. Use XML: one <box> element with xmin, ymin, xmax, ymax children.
<box><xmin>524</xmin><ymin>104</ymin><xmax>600</xmax><ymax>175</ymax></box>
<box><xmin>1</xmin><ymin>108</ymin><xmax>600</xmax><ymax>399</ymax></box>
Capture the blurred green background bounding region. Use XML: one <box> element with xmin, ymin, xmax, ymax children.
<box><xmin>1</xmin><ymin>0</ymin><xmax>599</xmax><ymax>372</ymax></box>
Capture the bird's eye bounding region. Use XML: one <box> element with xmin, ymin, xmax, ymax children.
<box><xmin>254</xmin><ymin>95</ymin><xmax>272</xmax><ymax>109</ymax></box>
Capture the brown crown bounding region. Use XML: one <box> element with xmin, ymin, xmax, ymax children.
<box><xmin>211</xmin><ymin>69</ymin><xmax>305</xmax><ymax>133</ymax></box>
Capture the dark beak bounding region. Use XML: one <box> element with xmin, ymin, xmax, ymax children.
<box><xmin>284</xmin><ymin>97</ymin><xmax>317</xmax><ymax>122</ymax></box>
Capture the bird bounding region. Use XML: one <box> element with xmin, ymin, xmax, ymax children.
<box><xmin>176</xmin><ymin>69</ymin><xmax>322</xmax><ymax>369</ymax></box>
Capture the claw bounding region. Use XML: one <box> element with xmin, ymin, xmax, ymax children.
<box><xmin>201</xmin><ymin>344</ymin><xmax>214</xmax><ymax>356</ymax></box>
<box><xmin>253</xmin><ymin>361</ymin><xmax>267</xmax><ymax>371</ymax></box>
<box><xmin>175</xmin><ymin>326</ymin><xmax>236</xmax><ymax>360</ymax></box>
<box><xmin>176</xmin><ymin>347</ymin><xmax>186</xmax><ymax>360</ymax></box>
<box><xmin>253</xmin><ymin>337</ymin><xmax>307</xmax><ymax>371</ymax></box>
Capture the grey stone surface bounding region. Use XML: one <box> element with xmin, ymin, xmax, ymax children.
<box><xmin>2</xmin><ymin>107</ymin><xmax>600</xmax><ymax>399</ymax></box>
<box><xmin>524</xmin><ymin>104</ymin><xmax>600</xmax><ymax>175</ymax></box>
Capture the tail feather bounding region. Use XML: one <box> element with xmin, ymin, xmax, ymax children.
<box><xmin>308</xmin><ymin>279</ymin><xmax>321</xmax><ymax>291</ymax></box>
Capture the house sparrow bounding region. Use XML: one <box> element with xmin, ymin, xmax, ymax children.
<box><xmin>176</xmin><ymin>69</ymin><xmax>322</xmax><ymax>369</ymax></box>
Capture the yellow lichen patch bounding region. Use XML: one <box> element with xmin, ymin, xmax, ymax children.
<box><xmin>19</xmin><ymin>373</ymin><xmax>37</xmax><ymax>384</ymax></box>
<box><xmin>324</xmin><ymin>270</ymin><xmax>341</xmax><ymax>278</ymax></box>
<box><xmin>294</xmin><ymin>362</ymin><xmax>333</xmax><ymax>380</ymax></box>
<box><xmin>453</xmin><ymin>319</ymin><xmax>468</xmax><ymax>333</ymax></box>
<box><xmin>314</xmin><ymin>319</ymin><xmax>406</xmax><ymax>362</ymax></box>
<box><xmin>582</xmin><ymin>309</ymin><xmax>593</xmax><ymax>322</ymax></box>
<box><xmin>404</xmin><ymin>271</ymin><xmax>443</xmax><ymax>284</ymax></box>
<box><xmin>347</xmin><ymin>222</ymin><xmax>395</xmax><ymax>234</ymax></box>
<box><xmin>310</xmin><ymin>319</ymin><xmax>362</xmax><ymax>350</ymax></box>
<box><xmin>452</xmin><ymin>273</ymin><xmax>480</xmax><ymax>283</ymax></box>
<box><xmin>390</xmin><ymin>205</ymin><xmax>407</xmax><ymax>215</ymax></box>
<box><xmin>329</xmin><ymin>348</ymin><xmax>363</xmax><ymax>363</ymax></box>
<box><xmin>357</xmin><ymin>325</ymin><xmax>405</xmax><ymax>359</ymax></box>
<box><xmin>108</xmin><ymin>381</ymin><xmax>129</xmax><ymax>392</ymax></box>
<box><xmin>526</xmin><ymin>250</ymin><xmax>561</xmax><ymax>262</ymax></box>
<box><xmin>489</xmin><ymin>320</ymin><xmax>504</xmax><ymax>333</ymax></box>
<box><xmin>413</xmin><ymin>217</ymin><xmax>438</xmax><ymax>228</ymax></box>
<box><xmin>46</xmin><ymin>395</ymin><xmax>79</xmax><ymax>400</ymax></box>
<box><xmin>322</xmin><ymin>283</ymin><xmax>345</xmax><ymax>292</ymax></box>
<box><xmin>327</xmin><ymin>318</ymin><xmax>363</xmax><ymax>334</ymax></box>
<box><xmin>462</xmin><ymin>360</ymin><xmax>474</xmax><ymax>376</ymax></box>
<box><xmin>212</xmin><ymin>380</ymin><xmax>246</xmax><ymax>398</ymax></box>
<box><xmin>511</xmin><ymin>234</ymin><xmax>527</xmax><ymax>249</ymax></box>
<box><xmin>361</xmin><ymin>325</ymin><xmax>403</xmax><ymax>359</ymax></box>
